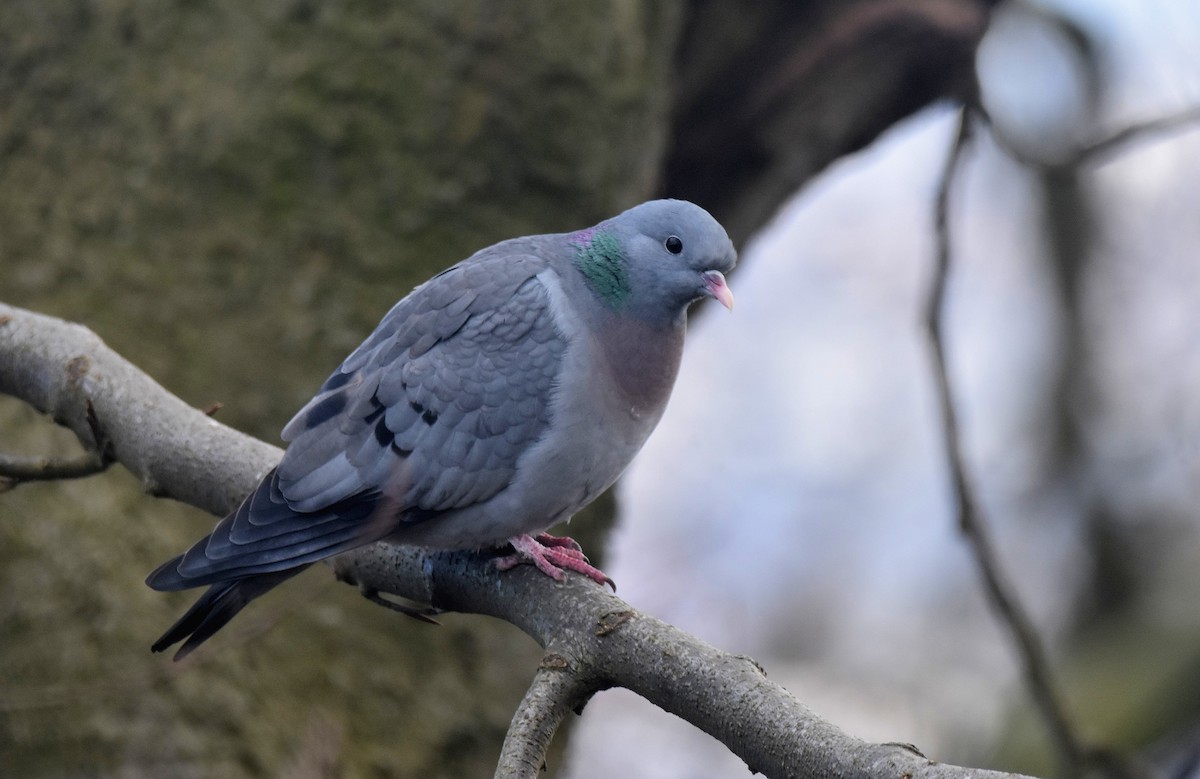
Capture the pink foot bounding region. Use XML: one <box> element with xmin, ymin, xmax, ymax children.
<box><xmin>531</xmin><ymin>532</ymin><xmax>583</xmax><ymax>553</ymax></box>
<box><xmin>494</xmin><ymin>533</ymin><xmax>615</xmax><ymax>590</ymax></box>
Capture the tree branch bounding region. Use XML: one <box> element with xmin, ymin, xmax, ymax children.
<box><xmin>0</xmin><ymin>301</ymin><xmax>1040</xmax><ymax>779</ymax></box>
<box><xmin>924</xmin><ymin>108</ymin><xmax>1115</xmax><ymax>779</ymax></box>
<box><xmin>978</xmin><ymin>104</ymin><xmax>1200</xmax><ymax>170</ymax></box>
<box><xmin>0</xmin><ymin>304</ymin><xmax>281</xmax><ymax>514</ymax></box>
<box><xmin>668</xmin><ymin>0</ymin><xmax>992</xmax><ymax>245</ymax></box>
<box><xmin>1074</xmin><ymin>105</ymin><xmax>1200</xmax><ymax>165</ymax></box>
<box><xmin>337</xmin><ymin>543</ymin><xmax>1039</xmax><ymax>779</ymax></box>
<box><xmin>0</xmin><ymin>449</ymin><xmax>110</xmax><ymax>490</ymax></box>
<box><xmin>494</xmin><ymin>653</ymin><xmax>597</xmax><ymax>779</ymax></box>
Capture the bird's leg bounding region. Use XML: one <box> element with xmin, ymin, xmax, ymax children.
<box><xmin>495</xmin><ymin>533</ymin><xmax>616</xmax><ymax>591</ymax></box>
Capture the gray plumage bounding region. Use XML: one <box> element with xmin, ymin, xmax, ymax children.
<box><xmin>147</xmin><ymin>199</ymin><xmax>737</xmax><ymax>659</ymax></box>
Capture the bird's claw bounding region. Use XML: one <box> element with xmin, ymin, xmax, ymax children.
<box><xmin>495</xmin><ymin>533</ymin><xmax>616</xmax><ymax>591</ymax></box>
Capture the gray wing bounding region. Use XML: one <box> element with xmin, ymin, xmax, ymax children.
<box><xmin>278</xmin><ymin>252</ymin><xmax>566</xmax><ymax>515</ymax></box>
<box><xmin>154</xmin><ymin>249</ymin><xmax>568</xmax><ymax>586</ymax></box>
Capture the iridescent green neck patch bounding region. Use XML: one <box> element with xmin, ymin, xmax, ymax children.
<box><xmin>571</xmin><ymin>227</ymin><xmax>630</xmax><ymax>308</ymax></box>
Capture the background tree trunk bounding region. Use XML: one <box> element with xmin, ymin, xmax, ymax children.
<box><xmin>0</xmin><ymin>0</ymin><xmax>990</xmax><ymax>775</ymax></box>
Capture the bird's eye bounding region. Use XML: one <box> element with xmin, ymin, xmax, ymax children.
<box><xmin>664</xmin><ymin>235</ymin><xmax>683</xmax><ymax>254</ymax></box>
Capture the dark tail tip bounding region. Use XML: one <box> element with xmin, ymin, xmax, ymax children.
<box><xmin>151</xmin><ymin>581</ymin><xmax>245</xmax><ymax>660</ymax></box>
<box><xmin>150</xmin><ymin>569</ymin><xmax>304</xmax><ymax>660</ymax></box>
<box><xmin>145</xmin><ymin>554</ymin><xmax>188</xmax><ymax>591</ymax></box>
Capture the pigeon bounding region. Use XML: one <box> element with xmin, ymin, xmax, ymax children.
<box><xmin>146</xmin><ymin>199</ymin><xmax>737</xmax><ymax>660</ymax></box>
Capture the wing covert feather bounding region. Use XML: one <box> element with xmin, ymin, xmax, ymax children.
<box><xmin>151</xmin><ymin>247</ymin><xmax>570</xmax><ymax>589</ymax></box>
<box><xmin>277</xmin><ymin>250</ymin><xmax>566</xmax><ymax>522</ymax></box>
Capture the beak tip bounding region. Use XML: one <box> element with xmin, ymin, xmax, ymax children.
<box><xmin>704</xmin><ymin>270</ymin><xmax>734</xmax><ymax>311</ymax></box>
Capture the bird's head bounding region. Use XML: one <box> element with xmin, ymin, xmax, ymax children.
<box><xmin>571</xmin><ymin>199</ymin><xmax>736</xmax><ymax>323</ymax></box>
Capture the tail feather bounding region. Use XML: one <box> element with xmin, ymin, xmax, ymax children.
<box><xmin>145</xmin><ymin>467</ymin><xmax>406</xmax><ymax>659</ymax></box>
<box><xmin>144</xmin><ymin>467</ymin><xmax>394</xmax><ymax>659</ymax></box>
<box><xmin>150</xmin><ymin>568</ymin><xmax>305</xmax><ymax>661</ymax></box>
<box><xmin>145</xmin><ymin>553</ymin><xmax>190</xmax><ymax>591</ymax></box>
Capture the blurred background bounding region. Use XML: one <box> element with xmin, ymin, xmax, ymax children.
<box><xmin>2</xmin><ymin>1</ymin><xmax>1198</xmax><ymax>777</ymax></box>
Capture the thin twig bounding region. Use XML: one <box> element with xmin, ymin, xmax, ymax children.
<box><xmin>1075</xmin><ymin>105</ymin><xmax>1200</xmax><ymax>165</ymax></box>
<box><xmin>978</xmin><ymin>104</ymin><xmax>1200</xmax><ymax>170</ymax></box>
<box><xmin>0</xmin><ymin>449</ymin><xmax>110</xmax><ymax>490</ymax></box>
<box><xmin>925</xmin><ymin>106</ymin><xmax>1088</xmax><ymax>777</ymax></box>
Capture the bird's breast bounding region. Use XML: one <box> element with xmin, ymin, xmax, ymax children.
<box><xmin>595</xmin><ymin>315</ymin><xmax>686</xmax><ymax>418</ymax></box>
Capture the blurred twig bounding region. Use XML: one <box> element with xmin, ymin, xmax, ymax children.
<box><xmin>980</xmin><ymin>104</ymin><xmax>1200</xmax><ymax>169</ymax></box>
<box><xmin>924</xmin><ymin>106</ymin><xmax>1092</xmax><ymax>778</ymax></box>
<box><xmin>966</xmin><ymin>98</ymin><xmax>1200</xmax><ymax>779</ymax></box>
<box><xmin>1075</xmin><ymin>105</ymin><xmax>1200</xmax><ymax>165</ymax></box>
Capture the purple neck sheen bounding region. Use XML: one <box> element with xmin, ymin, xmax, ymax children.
<box><xmin>569</xmin><ymin>225</ymin><xmax>630</xmax><ymax>308</ymax></box>
<box><xmin>570</xmin><ymin>226</ymin><xmax>597</xmax><ymax>246</ymax></box>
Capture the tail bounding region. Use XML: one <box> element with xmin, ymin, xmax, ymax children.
<box><xmin>144</xmin><ymin>467</ymin><xmax>397</xmax><ymax>660</ymax></box>
<box><xmin>147</xmin><ymin>565</ymin><xmax>305</xmax><ymax>661</ymax></box>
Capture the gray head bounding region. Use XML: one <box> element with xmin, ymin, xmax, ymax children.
<box><xmin>569</xmin><ymin>199</ymin><xmax>737</xmax><ymax>323</ymax></box>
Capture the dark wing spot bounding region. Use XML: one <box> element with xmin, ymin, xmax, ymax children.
<box><xmin>363</xmin><ymin>401</ymin><xmax>385</xmax><ymax>424</ymax></box>
<box><xmin>421</xmin><ymin>408</ymin><xmax>438</xmax><ymax>426</ymax></box>
<box><xmin>373</xmin><ymin>417</ymin><xmax>393</xmax><ymax>447</ymax></box>
<box><xmin>404</xmin><ymin>506</ymin><xmax>446</xmax><ymax>524</ymax></box>
<box><xmin>305</xmin><ymin>393</ymin><xmax>347</xmax><ymax>428</ymax></box>
<box><xmin>320</xmin><ymin>371</ymin><xmax>354</xmax><ymax>391</ymax></box>
<box><xmin>410</xmin><ymin>401</ymin><xmax>424</xmax><ymax>413</ymax></box>
<box><xmin>391</xmin><ymin>443</ymin><xmax>412</xmax><ymax>458</ymax></box>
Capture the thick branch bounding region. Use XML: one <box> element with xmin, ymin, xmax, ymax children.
<box><xmin>338</xmin><ymin>543</ymin><xmax>1038</xmax><ymax>779</ymax></box>
<box><xmin>668</xmin><ymin>0</ymin><xmax>993</xmax><ymax>245</ymax></box>
<box><xmin>0</xmin><ymin>302</ymin><xmax>1040</xmax><ymax>779</ymax></box>
<box><xmin>0</xmin><ymin>304</ymin><xmax>280</xmax><ymax>515</ymax></box>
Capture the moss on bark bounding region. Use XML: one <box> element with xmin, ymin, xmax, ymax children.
<box><xmin>0</xmin><ymin>1</ymin><xmax>679</xmax><ymax>775</ymax></box>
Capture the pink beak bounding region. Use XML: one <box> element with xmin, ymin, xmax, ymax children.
<box><xmin>703</xmin><ymin>270</ymin><xmax>734</xmax><ymax>311</ymax></box>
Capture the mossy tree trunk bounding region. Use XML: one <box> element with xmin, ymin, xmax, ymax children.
<box><xmin>1</xmin><ymin>3</ymin><xmax>679</xmax><ymax>776</ymax></box>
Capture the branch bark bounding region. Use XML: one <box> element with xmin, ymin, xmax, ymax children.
<box><xmin>0</xmin><ymin>307</ymin><xmax>280</xmax><ymax>513</ymax></box>
<box><xmin>0</xmin><ymin>449</ymin><xmax>109</xmax><ymax>487</ymax></box>
<box><xmin>0</xmin><ymin>301</ymin><xmax>1040</xmax><ymax>779</ymax></box>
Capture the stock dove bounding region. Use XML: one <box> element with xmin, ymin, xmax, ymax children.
<box><xmin>147</xmin><ymin>199</ymin><xmax>736</xmax><ymax>659</ymax></box>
